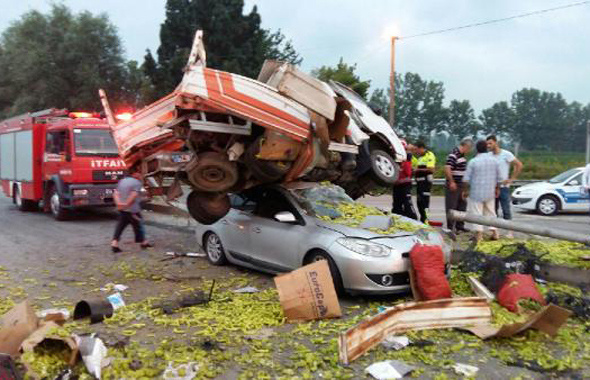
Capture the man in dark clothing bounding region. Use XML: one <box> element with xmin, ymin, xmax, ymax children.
<box><xmin>111</xmin><ymin>167</ymin><xmax>153</xmax><ymax>252</ymax></box>
<box><xmin>392</xmin><ymin>141</ymin><xmax>417</xmax><ymax>219</ymax></box>
<box><xmin>444</xmin><ymin>138</ymin><xmax>473</xmax><ymax>232</ymax></box>
<box><xmin>412</xmin><ymin>141</ymin><xmax>436</xmax><ymax>223</ymax></box>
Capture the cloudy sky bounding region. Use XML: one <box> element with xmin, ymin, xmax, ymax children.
<box><xmin>1</xmin><ymin>0</ymin><xmax>589</xmax><ymax>111</ymax></box>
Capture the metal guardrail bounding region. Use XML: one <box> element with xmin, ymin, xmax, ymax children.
<box><xmin>429</xmin><ymin>179</ymin><xmax>538</xmax><ymax>186</ymax></box>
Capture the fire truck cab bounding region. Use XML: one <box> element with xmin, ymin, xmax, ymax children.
<box><xmin>0</xmin><ymin>109</ymin><xmax>126</xmax><ymax>220</ymax></box>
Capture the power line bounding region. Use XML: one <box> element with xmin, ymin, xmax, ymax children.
<box><xmin>400</xmin><ymin>0</ymin><xmax>590</xmax><ymax>40</ymax></box>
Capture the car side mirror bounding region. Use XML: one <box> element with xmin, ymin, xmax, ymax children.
<box><xmin>568</xmin><ymin>180</ymin><xmax>579</xmax><ymax>186</ymax></box>
<box><xmin>274</xmin><ymin>211</ymin><xmax>297</xmax><ymax>223</ymax></box>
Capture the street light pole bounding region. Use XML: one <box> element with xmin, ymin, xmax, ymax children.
<box><xmin>388</xmin><ymin>36</ymin><xmax>398</xmax><ymax>128</ymax></box>
<box><xmin>586</xmin><ymin>120</ymin><xmax>590</xmax><ymax>164</ymax></box>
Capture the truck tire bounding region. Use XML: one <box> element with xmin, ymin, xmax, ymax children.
<box><xmin>368</xmin><ymin>148</ymin><xmax>399</xmax><ymax>186</ymax></box>
<box><xmin>186</xmin><ymin>152</ymin><xmax>239</xmax><ymax>192</ymax></box>
<box><xmin>244</xmin><ymin>136</ymin><xmax>292</xmax><ymax>183</ymax></box>
<box><xmin>49</xmin><ymin>186</ymin><xmax>69</xmax><ymax>221</ymax></box>
<box><xmin>13</xmin><ymin>186</ymin><xmax>38</xmax><ymax>211</ymax></box>
<box><xmin>339</xmin><ymin>174</ymin><xmax>377</xmax><ymax>200</ymax></box>
<box><xmin>186</xmin><ymin>191</ymin><xmax>230</xmax><ymax>225</ymax></box>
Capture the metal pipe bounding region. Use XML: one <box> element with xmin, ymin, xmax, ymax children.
<box><xmin>449</xmin><ymin>210</ymin><xmax>590</xmax><ymax>245</ymax></box>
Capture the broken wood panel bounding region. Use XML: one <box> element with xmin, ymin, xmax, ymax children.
<box><xmin>338</xmin><ymin>297</ymin><xmax>491</xmax><ymax>364</ymax></box>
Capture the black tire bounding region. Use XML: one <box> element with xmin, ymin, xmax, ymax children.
<box><xmin>244</xmin><ymin>136</ymin><xmax>292</xmax><ymax>183</ymax></box>
<box><xmin>13</xmin><ymin>186</ymin><xmax>38</xmax><ymax>211</ymax></box>
<box><xmin>186</xmin><ymin>191</ymin><xmax>230</xmax><ymax>225</ymax></box>
<box><xmin>305</xmin><ymin>250</ymin><xmax>344</xmax><ymax>296</ymax></box>
<box><xmin>536</xmin><ymin>195</ymin><xmax>559</xmax><ymax>216</ymax></box>
<box><xmin>48</xmin><ymin>186</ymin><xmax>69</xmax><ymax>221</ymax></box>
<box><xmin>339</xmin><ymin>174</ymin><xmax>377</xmax><ymax>200</ymax></box>
<box><xmin>368</xmin><ymin>148</ymin><xmax>399</xmax><ymax>186</ymax></box>
<box><xmin>203</xmin><ymin>232</ymin><xmax>228</xmax><ymax>265</ymax></box>
<box><xmin>186</xmin><ymin>152</ymin><xmax>239</xmax><ymax>192</ymax></box>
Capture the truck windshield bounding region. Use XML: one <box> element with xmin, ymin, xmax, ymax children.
<box><xmin>74</xmin><ymin>129</ymin><xmax>119</xmax><ymax>156</ymax></box>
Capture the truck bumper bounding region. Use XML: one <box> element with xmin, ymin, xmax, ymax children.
<box><xmin>62</xmin><ymin>184</ymin><xmax>117</xmax><ymax>208</ymax></box>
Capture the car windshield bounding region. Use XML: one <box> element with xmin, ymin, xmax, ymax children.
<box><xmin>291</xmin><ymin>184</ymin><xmax>368</xmax><ymax>219</ymax></box>
<box><xmin>548</xmin><ymin>169</ymin><xmax>579</xmax><ymax>184</ymax></box>
<box><xmin>74</xmin><ymin>128</ymin><xmax>119</xmax><ymax>156</ymax></box>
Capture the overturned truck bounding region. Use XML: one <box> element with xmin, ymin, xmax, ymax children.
<box><xmin>100</xmin><ymin>31</ymin><xmax>406</xmax><ymax>224</ymax></box>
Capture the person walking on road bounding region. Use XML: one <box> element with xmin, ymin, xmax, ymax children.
<box><xmin>392</xmin><ymin>140</ymin><xmax>417</xmax><ymax>220</ymax></box>
<box><xmin>463</xmin><ymin>140</ymin><xmax>505</xmax><ymax>243</ymax></box>
<box><xmin>444</xmin><ymin>138</ymin><xmax>473</xmax><ymax>233</ymax></box>
<box><xmin>412</xmin><ymin>141</ymin><xmax>436</xmax><ymax>223</ymax></box>
<box><xmin>486</xmin><ymin>135</ymin><xmax>523</xmax><ymax>238</ymax></box>
<box><xmin>111</xmin><ymin>167</ymin><xmax>153</xmax><ymax>253</ymax></box>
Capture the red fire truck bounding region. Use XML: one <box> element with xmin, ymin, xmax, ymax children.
<box><xmin>0</xmin><ymin>109</ymin><xmax>126</xmax><ymax>220</ymax></box>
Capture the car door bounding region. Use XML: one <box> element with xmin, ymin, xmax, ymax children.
<box><xmin>561</xmin><ymin>173</ymin><xmax>589</xmax><ymax>211</ymax></box>
<box><xmin>246</xmin><ymin>188</ymin><xmax>308</xmax><ymax>272</ymax></box>
<box><xmin>218</xmin><ymin>193</ymin><xmax>259</xmax><ymax>258</ymax></box>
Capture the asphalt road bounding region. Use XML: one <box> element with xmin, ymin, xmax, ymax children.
<box><xmin>360</xmin><ymin>194</ymin><xmax>590</xmax><ymax>237</ymax></box>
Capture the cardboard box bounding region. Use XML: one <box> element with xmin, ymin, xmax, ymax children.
<box><xmin>274</xmin><ymin>261</ymin><xmax>342</xmax><ymax>322</ymax></box>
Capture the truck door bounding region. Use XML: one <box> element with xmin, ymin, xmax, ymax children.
<box><xmin>43</xmin><ymin>130</ymin><xmax>71</xmax><ymax>179</ymax></box>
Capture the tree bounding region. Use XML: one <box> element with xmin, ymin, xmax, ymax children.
<box><xmin>445</xmin><ymin>99</ymin><xmax>478</xmax><ymax>139</ymax></box>
<box><xmin>394</xmin><ymin>72</ymin><xmax>446</xmax><ymax>138</ymax></box>
<box><xmin>148</xmin><ymin>0</ymin><xmax>301</xmax><ymax>97</ymax></box>
<box><xmin>479</xmin><ymin>101</ymin><xmax>516</xmax><ymax>137</ymax></box>
<box><xmin>0</xmin><ymin>5</ymin><xmax>131</xmax><ymax>117</ymax></box>
<box><xmin>312</xmin><ymin>58</ymin><xmax>371</xmax><ymax>99</ymax></box>
<box><xmin>368</xmin><ymin>88</ymin><xmax>389</xmax><ymax>120</ymax></box>
<box><xmin>511</xmin><ymin>88</ymin><xmax>570</xmax><ymax>151</ymax></box>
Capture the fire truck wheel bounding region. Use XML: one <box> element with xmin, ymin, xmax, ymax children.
<box><xmin>244</xmin><ymin>137</ymin><xmax>292</xmax><ymax>183</ymax></box>
<box><xmin>13</xmin><ymin>186</ymin><xmax>38</xmax><ymax>211</ymax></box>
<box><xmin>49</xmin><ymin>187</ymin><xmax>69</xmax><ymax>221</ymax></box>
<box><xmin>186</xmin><ymin>191</ymin><xmax>230</xmax><ymax>225</ymax></box>
<box><xmin>186</xmin><ymin>152</ymin><xmax>238</xmax><ymax>192</ymax></box>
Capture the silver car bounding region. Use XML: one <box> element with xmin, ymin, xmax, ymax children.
<box><xmin>195</xmin><ymin>183</ymin><xmax>451</xmax><ymax>295</ymax></box>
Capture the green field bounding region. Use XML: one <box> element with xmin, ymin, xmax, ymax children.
<box><xmin>432</xmin><ymin>150</ymin><xmax>586</xmax><ymax>180</ymax></box>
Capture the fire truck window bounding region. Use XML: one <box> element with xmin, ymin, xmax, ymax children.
<box><xmin>46</xmin><ymin>131</ymin><xmax>67</xmax><ymax>155</ymax></box>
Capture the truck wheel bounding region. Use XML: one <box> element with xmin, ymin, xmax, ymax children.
<box><xmin>49</xmin><ymin>187</ymin><xmax>69</xmax><ymax>221</ymax></box>
<box><xmin>186</xmin><ymin>191</ymin><xmax>230</xmax><ymax>225</ymax></box>
<box><xmin>244</xmin><ymin>136</ymin><xmax>292</xmax><ymax>183</ymax></box>
<box><xmin>13</xmin><ymin>186</ymin><xmax>38</xmax><ymax>211</ymax></box>
<box><xmin>339</xmin><ymin>174</ymin><xmax>377</xmax><ymax>200</ymax></box>
<box><xmin>369</xmin><ymin>149</ymin><xmax>399</xmax><ymax>186</ymax></box>
<box><xmin>186</xmin><ymin>152</ymin><xmax>238</xmax><ymax>192</ymax></box>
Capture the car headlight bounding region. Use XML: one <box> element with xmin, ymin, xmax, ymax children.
<box><xmin>336</xmin><ymin>237</ymin><xmax>392</xmax><ymax>257</ymax></box>
<box><xmin>515</xmin><ymin>189</ymin><xmax>534</xmax><ymax>196</ymax></box>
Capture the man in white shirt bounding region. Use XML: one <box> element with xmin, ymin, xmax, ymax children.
<box><xmin>464</xmin><ymin>140</ymin><xmax>505</xmax><ymax>243</ymax></box>
<box><xmin>583</xmin><ymin>163</ymin><xmax>590</xmax><ymax>209</ymax></box>
<box><xmin>486</xmin><ymin>135</ymin><xmax>523</xmax><ymax>237</ymax></box>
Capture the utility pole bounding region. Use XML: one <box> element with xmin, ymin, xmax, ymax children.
<box><xmin>586</xmin><ymin>120</ymin><xmax>590</xmax><ymax>164</ymax></box>
<box><xmin>388</xmin><ymin>36</ymin><xmax>398</xmax><ymax>128</ymax></box>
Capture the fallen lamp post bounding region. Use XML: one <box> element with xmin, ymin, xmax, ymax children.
<box><xmin>449</xmin><ymin>210</ymin><xmax>590</xmax><ymax>245</ymax></box>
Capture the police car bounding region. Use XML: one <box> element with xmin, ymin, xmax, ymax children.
<box><xmin>511</xmin><ymin>167</ymin><xmax>589</xmax><ymax>216</ymax></box>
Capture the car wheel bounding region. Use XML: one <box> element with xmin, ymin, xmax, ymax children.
<box><xmin>186</xmin><ymin>191</ymin><xmax>230</xmax><ymax>225</ymax></box>
<box><xmin>369</xmin><ymin>149</ymin><xmax>399</xmax><ymax>186</ymax></box>
<box><xmin>48</xmin><ymin>186</ymin><xmax>68</xmax><ymax>220</ymax></box>
<box><xmin>244</xmin><ymin>136</ymin><xmax>292</xmax><ymax>183</ymax></box>
<box><xmin>185</xmin><ymin>152</ymin><xmax>239</xmax><ymax>192</ymax></box>
<box><xmin>536</xmin><ymin>195</ymin><xmax>559</xmax><ymax>216</ymax></box>
<box><xmin>305</xmin><ymin>250</ymin><xmax>344</xmax><ymax>295</ymax></box>
<box><xmin>204</xmin><ymin>232</ymin><xmax>228</xmax><ymax>265</ymax></box>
